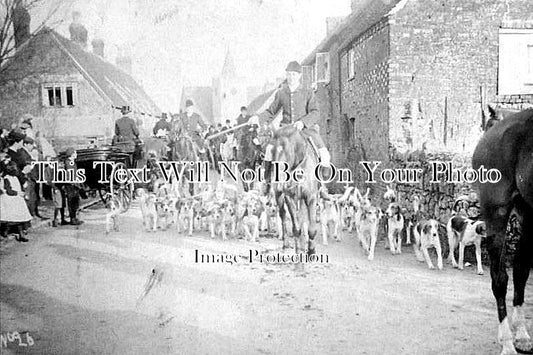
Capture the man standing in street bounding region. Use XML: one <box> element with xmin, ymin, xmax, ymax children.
<box><xmin>235</xmin><ymin>106</ymin><xmax>251</xmax><ymax>148</ymax></box>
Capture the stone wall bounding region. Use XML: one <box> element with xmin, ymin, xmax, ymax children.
<box><xmin>388</xmin><ymin>0</ymin><xmax>533</xmax><ymax>156</ymax></box>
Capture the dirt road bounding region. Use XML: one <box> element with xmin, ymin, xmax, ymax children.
<box><xmin>1</xmin><ymin>202</ymin><xmax>531</xmax><ymax>354</ymax></box>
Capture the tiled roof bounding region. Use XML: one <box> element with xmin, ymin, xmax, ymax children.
<box><xmin>302</xmin><ymin>0</ymin><xmax>404</xmax><ymax>65</ymax></box>
<box><xmin>49</xmin><ymin>29</ymin><xmax>161</xmax><ymax>117</ymax></box>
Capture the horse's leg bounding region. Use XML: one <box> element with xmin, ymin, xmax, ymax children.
<box><xmin>276</xmin><ymin>193</ymin><xmax>290</xmax><ymax>249</ymax></box>
<box><xmin>284</xmin><ymin>195</ymin><xmax>302</xmax><ymax>254</ymax></box>
<box><xmin>387</xmin><ymin>222</ymin><xmax>396</xmax><ymax>254</ymax></box>
<box><xmin>307</xmin><ymin>196</ymin><xmax>318</xmax><ymax>256</ymax></box>
<box><xmin>485</xmin><ymin>204</ymin><xmax>514</xmax><ymax>354</ymax></box>
<box><xmin>511</xmin><ymin>204</ymin><xmax>533</xmax><ymax>352</ymax></box>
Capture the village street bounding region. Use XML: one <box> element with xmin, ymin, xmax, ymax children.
<box><xmin>1</xmin><ymin>202</ymin><xmax>530</xmax><ymax>355</ymax></box>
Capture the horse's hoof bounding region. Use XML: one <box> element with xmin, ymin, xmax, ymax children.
<box><xmin>477</xmin><ymin>270</ymin><xmax>484</xmax><ymax>275</ymax></box>
<box><xmin>368</xmin><ymin>254</ymin><xmax>374</xmax><ymax>261</ymax></box>
<box><xmin>514</xmin><ymin>339</ymin><xmax>533</xmax><ymax>354</ymax></box>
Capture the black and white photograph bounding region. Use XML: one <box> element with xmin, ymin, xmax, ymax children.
<box><xmin>1</xmin><ymin>0</ymin><xmax>533</xmax><ymax>354</ymax></box>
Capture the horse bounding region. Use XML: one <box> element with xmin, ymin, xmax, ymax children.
<box><xmin>236</xmin><ymin>125</ymin><xmax>263</xmax><ymax>191</ymax></box>
<box><xmin>484</xmin><ymin>105</ymin><xmax>520</xmax><ymax>132</ymax></box>
<box><xmin>270</xmin><ymin>125</ymin><xmax>327</xmax><ymax>256</ymax></box>
<box><xmin>472</xmin><ymin>108</ymin><xmax>533</xmax><ymax>355</ymax></box>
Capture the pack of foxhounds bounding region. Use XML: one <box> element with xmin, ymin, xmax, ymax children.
<box><xmin>105</xmin><ymin>180</ymin><xmax>486</xmax><ymax>273</ymax></box>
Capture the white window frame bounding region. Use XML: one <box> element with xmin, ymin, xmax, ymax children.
<box><xmin>498</xmin><ymin>28</ymin><xmax>533</xmax><ymax>95</ymax></box>
<box><xmin>347</xmin><ymin>48</ymin><xmax>355</xmax><ymax>79</ymax></box>
<box><xmin>315</xmin><ymin>52</ymin><xmax>330</xmax><ymax>84</ymax></box>
<box><xmin>41</xmin><ymin>83</ymin><xmax>78</xmax><ymax>108</ymax></box>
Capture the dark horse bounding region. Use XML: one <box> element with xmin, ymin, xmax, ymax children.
<box><xmin>236</xmin><ymin>125</ymin><xmax>263</xmax><ymax>191</ymax></box>
<box><xmin>472</xmin><ymin>108</ymin><xmax>533</xmax><ymax>355</ymax></box>
<box><xmin>270</xmin><ymin>126</ymin><xmax>324</xmax><ymax>256</ymax></box>
<box><xmin>484</xmin><ymin>105</ymin><xmax>519</xmax><ymax>131</ymax></box>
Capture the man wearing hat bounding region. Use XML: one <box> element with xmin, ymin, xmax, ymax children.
<box><xmin>153</xmin><ymin>112</ymin><xmax>172</xmax><ymax>137</ymax></box>
<box><xmin>174</xmin><ymin>99</ymin><xmax>207</xmax><ymax>153</ymax></box>
<box><xmin>114</xmin><ymin>106</ymin><xmax>139</xmax><ymax>152</ymax></box>
<box><xmin>63</xmin><ymin>148</ymin><xmax>83</xmax><ymax>225</ymax></box>
<box><xmin>19</xmin><ymin>136</ymin><xmax>47</xmax><ymax>219</ymax></box>
<box><xmin>248</xmin><ymin>61</ymin><xmax>331</xmax><ymax>190</ymax></box>
<box><xmin>6</xmin><ymin>130</ymin><xmax>30</xmax><ymax>184</ymax></box>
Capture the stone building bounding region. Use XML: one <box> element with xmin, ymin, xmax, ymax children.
<box><xmin>0</xmin><ymin>25</ymin><xmax>160</xmax><ymax>150</ymax></box>
<box><xmin>302</xmin><ymin>0</ymin><xmax>533</xmax><ymax>188</ymax></box>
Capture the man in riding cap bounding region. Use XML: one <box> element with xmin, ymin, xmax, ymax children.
<box><xmin>153</xmin><ymin>112</ymin><xmax>172</xmax><ymax>137</ymax></box>
<box><xmin>248</xmin><ymin>61</ymin><xmax>331</xmax><ymax>190</ymax></box>
<box><xmin>175</xmin><ymin>99</ymin><xmax>207</xmax><ymax>154</ymax></box>
<box><xmin>114</xmin><ymin>106</ymin><xmax>139</xmax><ymax>152</ymax></box>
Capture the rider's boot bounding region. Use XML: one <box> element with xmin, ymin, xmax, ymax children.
<box><xmin>262</xmin><ymin>160</ymin><xmax>272</xmax><ymax>195</ymax></box>
<box><xmin>318</xmin><ymin>147</ymin><xmax>331</xmax><ymax>167</ymax></box>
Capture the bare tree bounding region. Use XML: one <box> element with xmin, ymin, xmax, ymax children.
<box><xmin>0</xmin><ymin>0</ymin><xmax>72</xmax><ymax>75</ymax></box>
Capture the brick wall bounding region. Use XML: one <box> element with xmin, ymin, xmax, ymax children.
<box><xmin>388</xmin><ymin>0</ymin><xmax>533</xmax><ymax>156</ymax></box>
<box><xmin>338</xmin><ymin>20</ymin><xmax>390</xmax><ymax>197</ymax></box>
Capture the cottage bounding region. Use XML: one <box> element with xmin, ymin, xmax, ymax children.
<box><xmin>302</xmin><ymin>0</ymin><xmax>533</xmax><ymax>182</ymax></box>
<box><xmin>0</xmin><ymin>23</ymin><xmax>161</xmax><ymax>150</ymax></box>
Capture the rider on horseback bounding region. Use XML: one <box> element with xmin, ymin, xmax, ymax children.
<box><xmin>248</xmin><ymin>61</ymin><xmax>331</xmax><ymax>192</ymax></box>
<box><xmin>173</xmin><ymin>99</ymin><xmax>207</xmax><ymax>155</ymax></box>
<box><xmin>153</xmin><ymin>113</ymin><xmax>172</xmax><ymax>137</ymax></box>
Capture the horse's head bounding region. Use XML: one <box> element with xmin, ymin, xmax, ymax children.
<box><xmin>484</xmin><ymin>105</ymin><xmax>519</xmax><ymax>131</ymax></box>
<box><xmin>271</xmin><ymin>126</ymin><xmax>309</xmax><ymax>169</ymax></box>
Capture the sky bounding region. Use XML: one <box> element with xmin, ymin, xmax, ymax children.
<box><xmin>33</xmin><ymin>0</ymin><xmax>352</xmax><ymax>111</ymax></box>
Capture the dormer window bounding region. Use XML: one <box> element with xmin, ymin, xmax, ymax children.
<box><xmin>41</xmin><ymin>83</ymin><xmax>77</xmax><ymax>107</ymax></box>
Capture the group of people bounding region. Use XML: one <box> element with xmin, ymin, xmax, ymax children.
<box><xmin>141</xmin><ymin>60</ymin><xmax>331</xmax><ymax>194</ymax></box>
<box><xmin>0</xmin><ymin>59</ymin><xmax>331</xmax><ymax>242</ymax></box>
<box><xmin>0</xmin><ymin>117</ymin><xmax>83</xmax><ymax>243</ymax></box>
<box><xmin>149</xmin><ymin>100</ymin><xmax>254</xmax><ymax>163</ymax></box>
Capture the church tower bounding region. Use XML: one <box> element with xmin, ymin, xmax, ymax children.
<box><xmin>212</xmin><ymin>49</ymin><xmax>248</xmax><ymax>123</ymax></box>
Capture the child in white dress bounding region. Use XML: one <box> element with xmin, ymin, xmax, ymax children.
<box><xmin>0</xmin><ymin>161</ymin><xmax>32</xmax><ymax>242</ymax></box>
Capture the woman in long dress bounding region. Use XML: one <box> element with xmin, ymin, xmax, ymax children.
<box><xmin>0</xmin><ymin>161</ymin><xmax>32</xmax><ymax>242</ymax></box>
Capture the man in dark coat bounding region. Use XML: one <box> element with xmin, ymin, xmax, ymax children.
<box><xmin>63</xmin><ymin>148</ymin><xmax>83</xmax><ymax>225</ymax></box>
<box><xmin>6</xmin><ymin>130</ymin><xmax>29</xmax><ymax>184</ymax></box>
<box><xmin>19</xmin><ymin>136</ymin><xmax>47</xmax><ymax>219</ymax></box>
<box><xmin>114</xmin><ymin>106</ymin><xmax>139</xmax><ymax>152</ymax></box>
<box><xmin>174</xmin><ymin>99</ymin><xmax>207</xmax><ymax>153</ymax></box>
<box><xmin>235</xmin><ymin>106</ymin><xmax>251</xmax><ymax>149</ymax></box>
<box><xmin>248</xmin><ymin>61</ymin><xmax>331</xmax><ymax>189</ymax></box>
<box><xmin>153</xmin><ymin>113</ymin><xmax>172</xmax><ymax>136</ymax></box>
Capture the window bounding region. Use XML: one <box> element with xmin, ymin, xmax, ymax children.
<box><xmin>66</xmin><ymin>86</ymin><xmax>74</xmax><ymax>105</ymax></box>
<box><xmin>41</xmin><ymin>83</ymin><xmax>77</xmax><ymax>107</ymax></box>
<box><xmin>315</xmin><ymin>52</ymin><xmax>330</xmax><ymax>84</ymax></box>
<box><xmin>498</xmin><ymin>28</ymin><xmax>533</xmax><ymax>95</ymax></box>
<box><xmin>348</xmin><ymin>48</ymin><xmax>355</xmax><ymax>79</ymax></box>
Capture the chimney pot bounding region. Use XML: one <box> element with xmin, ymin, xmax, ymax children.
<box><xmin>92</xmin><ymin>39</ymin><xmax>104</xmax><ymax>57</ymax></box>
<box><xmin>69</xmin><ymin>11</ymin><xmax>88</xmax><ymax>48</ymax></box>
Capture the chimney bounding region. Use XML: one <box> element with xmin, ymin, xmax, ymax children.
<box><xmin>116</xmin><ymin>48</ymin><xmax>132</xmax><ymax>74</ymax></box>
<box><xmin>69</xmin><ymin>11</ymin><xmax>88</xmax><ymax>48</ymax></box>
<box><xmin>12</xmin><ymin>0</ymin><xmax>31</xmax><ymax>48</ymax></box>
<box><xmin>92</xmin><ymin>39</ymin><xmax>104</xmax><ymax>57</ymax></box>
<box><xmin>351</xmin><ymin>0</ymin><xmax>373</xmax><ymax>14</ymax></box>
<box><xmin>326</xmin><ymin>17</ymin><xmax>344</xmax><ymax>36</ymax></box>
